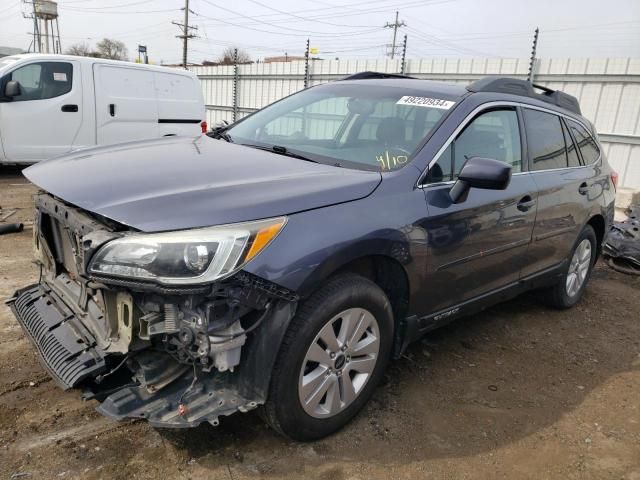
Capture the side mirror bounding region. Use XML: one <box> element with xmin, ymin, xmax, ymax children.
<box><xmin>4</xmin><ymin>80</ymin><xmax>21</xmax><ymax>98</ymax></box>
<box><xmin>449</xmin><ymin>156</ymin><xmax>512</xmax><ymax>203</ymax></box>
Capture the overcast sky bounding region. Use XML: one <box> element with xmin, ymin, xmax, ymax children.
<box><xmin>0</xmin><ymin>0</ymin><xmax>639</xmax><ymax>64</ymax></box>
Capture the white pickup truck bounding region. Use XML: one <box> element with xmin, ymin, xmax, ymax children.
<box><xmin>0</xmin><ymin>54</ymin><xmax>206</xmax><ymax>164</ymax></box>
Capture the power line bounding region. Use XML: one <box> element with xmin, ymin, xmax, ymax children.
<box><xmin>59</xmin><ymin>0</ymin><xmax>157</xmax><ymax>11</ymax></box>
<box><xmin>0</xmin><ymin>1</ymin><xmax>20</xmax><ymax>15</ymax></box>
<box><xmin>197</xmin><ymin>0</ymin><xmax>379</xmax><ymax>36</ymax></box>
<box><xmin>201</xmin><ymin>0</ymin><xmax>428</xmax><ymax>24</ymax></box>
<box><xmin>244</xmin><ymin>0</ymin><xmax>377</xmax><ymax>28</ymax></box>
<box><xmin>59</xmin><ymin>7</ymin><xmax>180</xmax><ymax>14</ymax></box>
<box><xmin>199</xmin><ymin>0</ymin><xmax>453</xmax><ymax>28</ymax></box>
<box><xmin>406</xmin><ymin>26</ymin><xmax>499</xmax><ymax>57</ymax></box>
<box><xmin>194</xmin><ymin>9</ymin><xmax>383</xmax><ymax>38</ymax></box>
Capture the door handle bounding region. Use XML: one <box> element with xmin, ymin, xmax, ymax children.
<box><xmin>578</xmin><ymin>182</ymin><xmax>590</xmax><ymax>195</ymax></box>
<box><xmin>61</xmin><ymin>104</ymin><xmax>78</xmax><ymax>112</ymax></box>
<box><xmin>109</xmin><ymin>104</ymin><xmax>115</xmax><ymax>117</ymax></box>
<box><xmin>517</xmin><ymin>196</ymin><xmax>536</xmax><ymax>212</ymax></box>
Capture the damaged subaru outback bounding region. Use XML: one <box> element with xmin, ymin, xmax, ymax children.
<box><xmin>9</xmin><ymin>74</ymin><xmax>616</xmax><ymax>441</ymax></box>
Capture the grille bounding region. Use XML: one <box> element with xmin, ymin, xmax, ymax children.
<box><xmin>10</xmin><ymin>284</ymin><xmax>106</xmax><ymax>389</ymax></box>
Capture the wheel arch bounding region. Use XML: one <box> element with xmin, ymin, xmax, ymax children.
<box><xmin>315</xmin><ymin>254</ymin><xmax>412</xmax><ymax>358</ymax></box>
<box><xmin>586</xmin><ymin>213</ymin><xmax>606</xmax><ymax>259</ymax></box>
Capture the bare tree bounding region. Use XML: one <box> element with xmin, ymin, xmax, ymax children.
<box><xmin>65</xmin><ymin>42</ymin><xmax>92</xmax><ymax>57</ymax></box>
<box><xmin>95</xmin><ymin>38</ymin><xmax>129</xmax><ymax>61</ymax></box>
<box><xmin>217</xmin><ymin>47</ymin><xmax>252</xmax><ymax>65</ymax></box>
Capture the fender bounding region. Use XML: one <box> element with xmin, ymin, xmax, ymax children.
<box><xmin>243</xmin><ymin>183</ymin><xmax>430</xmax><ymax>303</ymax></box>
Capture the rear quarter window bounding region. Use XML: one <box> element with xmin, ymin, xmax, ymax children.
<box><xmin>567</xmin><ymin>119</ymin><xmax>600</xmax><ymax>165</ymax></box>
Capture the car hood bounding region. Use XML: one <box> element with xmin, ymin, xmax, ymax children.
<box><xmin>24</xmin><ymin>136</ymin><xmax>382</xmax><ymax>232</ymax></box>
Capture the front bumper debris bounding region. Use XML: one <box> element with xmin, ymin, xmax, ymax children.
<box><xmin>10</xmin><ymin>192</ymin><xmax>299</xmax><ymax>428</ymax></box>
<box><xmin>604</xmin><ymin>204</ymin><xmax>640</xmax><ymax>275</ymax></box>
<box><xmin>94</xmin><ymin>369</ymin><xmax>258</xmax><ymax>428</ymax></box>
<box><xmin>8</xmin><ymin>283</ymin><xmax>107</xmax><ymax>389</ymax></box>
<box><xmin>9</xmin><ymin>276</ymin><xmax>297</xmax><ymax>428</ymax></box>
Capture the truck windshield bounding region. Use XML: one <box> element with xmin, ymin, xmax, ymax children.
<box><xmin>226</xmin><ymin>83</ymin><xmax>457</xmax><ymax>172</ymax></box>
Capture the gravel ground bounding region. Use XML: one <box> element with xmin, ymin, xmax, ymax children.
<box><xmin>1</xmin><ymin>167</ymin><xmax>639</xmax><ymax>480</ymax></box>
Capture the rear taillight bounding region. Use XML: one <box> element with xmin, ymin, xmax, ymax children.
<box><xmin>201</xmin><ymin>121</ymin><xmax>208</xmax><ymax>134</ymax></box>
<box><xmin>611</xmin><ymin>171</ymin><xmax>619</xmax><ymax>190</ymax></box>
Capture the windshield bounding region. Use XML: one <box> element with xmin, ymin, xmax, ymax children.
<box><xmin>226</xmin><ymin>83</ymin><xmax>457</xmax><ymax>172</ymax></box>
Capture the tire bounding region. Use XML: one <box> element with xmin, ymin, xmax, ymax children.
<box><xmin>262</xmin><ymin>273</ymin><xmax>394</xmax><ymax>441</ymax></box>
<box><xmin>543</xmin><ymin>224</ymin><xmax>597</xmax><ymax>309</ymax></box>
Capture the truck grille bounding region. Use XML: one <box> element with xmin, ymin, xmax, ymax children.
<box><xmin>9</xmin><ymin>284</ymin><xmax>107</xmax><ymax>389</ymax></box>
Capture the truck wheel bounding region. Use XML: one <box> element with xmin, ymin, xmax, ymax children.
<box><xmin>543</xmin><ymin>224</ymin><xmax>597</xmax><ymax>309</ymax></box>
<box><xmin>263</xmin><ymin>274</ymin><xmax>393</xmax><ymax>441</ymax></box>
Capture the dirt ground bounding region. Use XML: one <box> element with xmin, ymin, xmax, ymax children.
<box><xmin>0</xmin><ymin>166</ymin><xmax>639</xmax><ymax>480</ymax></box>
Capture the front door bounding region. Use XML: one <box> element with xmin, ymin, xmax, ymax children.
<box><xmin>0</xmin><ymin>60</ymin><xmax>82</xmax><ymax>163</ymax></box>
<box><xmin>420</xmin><ymin>107</ymin><xmax>538</xmax><ymax>313</ymax></box>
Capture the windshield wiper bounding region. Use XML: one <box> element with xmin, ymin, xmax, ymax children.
<box><xmin>208</xmin><ymin>130</ymin><xmax>233</xmax><ymax>143</ymax></box>
<box><xmin>217</xmin><ymin>132</ymin><xmax>234</xmax><ymax>143</ymax></box>
<box><xmin>207</xmin><ymin>123</ymin><xmax>234</xmax><ymax>143</ymax></box>
<box><xmin>241</xmin><ymin>143</ymin><xmax>319</xmax><ymax>163</ymax></box>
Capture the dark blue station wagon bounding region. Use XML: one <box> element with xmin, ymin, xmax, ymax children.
<box><xmin>10</xmin><ymin>74</ymin><xmax>616</xmax><ymax>440</ymax></box>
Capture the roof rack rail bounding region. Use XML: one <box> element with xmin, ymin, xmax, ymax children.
<box><xmin>342</xmin><ymin>71</ymin><xmax>416</xmax><ymax>81</ymax></box>
<box><xmin>466</xmin><ymin>76</ymin><xmax>581</xmax><ymax>115</ymax></box>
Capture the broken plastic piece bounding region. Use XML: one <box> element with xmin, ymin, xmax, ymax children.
<box><xmin>603</xmin><ymin>205</ymin><xmax>640</xmax><ymax>275</ymax></box>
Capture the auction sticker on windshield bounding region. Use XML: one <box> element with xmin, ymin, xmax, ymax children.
<box><xmin>396</xmin><ymin>96</ymin><xmax>455</xmax><ymax>109</ymax></box>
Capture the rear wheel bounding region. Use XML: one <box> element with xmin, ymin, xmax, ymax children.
<box><xmin>543</xmin><ymin>225</ymin><xmax>597</xmax><ymax>309</ymax></box>
<box><xmin>263</xmin><ymin>274</ymin><xmax>393</xmax><ymax>441</ymax></box>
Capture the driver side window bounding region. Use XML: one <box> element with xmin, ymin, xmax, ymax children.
<box><xmin>6</xmin><ymin>61</ymin><xmax>73</xmax><ymax>102</ymax></box>
<box><xmin>425</xmin><ymin>108</ymin><xmax>522</xmax><ymax>183</ymax></box>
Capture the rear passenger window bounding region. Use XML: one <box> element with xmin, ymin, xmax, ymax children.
<box><xmin>425</xmin><ymin>108</ymin><xmax>521</xmax><ymax>183</ymax></box>
<box><xmin>524</xmin><ymin>109</ymin><xmax>568</xmax><ymax>171</ymax></box>
<box><xmin>562</xmin><ymin>120</ymin><xmax>581</xmax><ymax>167</ymax></box>
<box><xmin>567</xmin><ymin>120</ymin><xmax>600</xmax><ymax>165</ymax></box>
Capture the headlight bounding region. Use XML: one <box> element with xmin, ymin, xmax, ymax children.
<box><xmin>88</xmin><ymin>217</ymin><xmax>286</xmax><ymax>285</ymax></box>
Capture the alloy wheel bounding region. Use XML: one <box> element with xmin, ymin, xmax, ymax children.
<box><xmin>566</xmin><ymin>238</ymin><xmax>592</xmax><ymax>297</ymax></box>
<box><xmin>298</xmin><ymin>307</ymin><xmax>380</xmax><ymax>418</ymax></box>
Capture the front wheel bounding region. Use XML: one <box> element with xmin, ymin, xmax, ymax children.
<box><xmin>543</xmin><ymin>224</ymin><xmax>597</xmax><ymax>309</ymax></box>
<box><xmin>262</xmin><ymin>274</ymin><xmax>394</xmax><ymax>441</ymax></box>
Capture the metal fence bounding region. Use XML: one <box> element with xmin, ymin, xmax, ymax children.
<box><xmin>191</xmin><ymin>57</ymin><xmax>640</xmax><ymax>190</ymax></box>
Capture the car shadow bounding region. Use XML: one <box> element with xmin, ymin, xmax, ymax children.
<box><xmin>0</xmin><ymin>165</ymin><xmax>28</xmax><ymax>177</ymax></box>
<box><xmin>157</xmin><ymin>263</ymin><xmax>640</xmax><ymax>475</ymax></box>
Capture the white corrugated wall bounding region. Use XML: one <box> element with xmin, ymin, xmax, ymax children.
<box><xmin>191</xmin><ymin>57</ymin><xmax>640</xmax><ymax>190</ymax></box>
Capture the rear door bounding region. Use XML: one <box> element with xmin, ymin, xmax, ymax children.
<box><xmin>421</xmin><ymin>106</ymin><xmax>538</xmax><ymax>312</ymax></box>
<box><xmin>154</xmin><ymin>71</ymin><xmax>204</xmax><ymax>136</ymax></box>
<box><xmin>520</xmin><ymin>107</ymin><xmax>596</xmax><ymax>277</ymax></box>
<box><xmin>0</xmin><ymin>60</ymin><xmax>82</xmax><ymax>162</ymax></box>
<box><xmin>93</xmin><ymin>64</ymin><xmax>158</xmax><ymax>145</ymax></box>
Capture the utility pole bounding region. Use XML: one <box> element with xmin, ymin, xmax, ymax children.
<box><xmin>172</xmin><ymin>0</ymin><xmax>198</xmax><ymax>69</ymax></box>
<box><xmin>527</xmin><ymin>27</ymin><xmax>539</xmax><ymax>83</ymax></box>
<box><xmin>384</xmin><ymin>11</ymin><xmax>406</xmax><ymax>59</ymax></box>
<box><xmin>400</xmin><ymin>34</ymin><xmax>408</xmax><ymax>74</ymax></box>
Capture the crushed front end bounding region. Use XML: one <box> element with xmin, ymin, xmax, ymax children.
<box><xmin>8</xmin><ymin>193</ymin><xmax>297</xmax><ymax>428</ymax></box>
